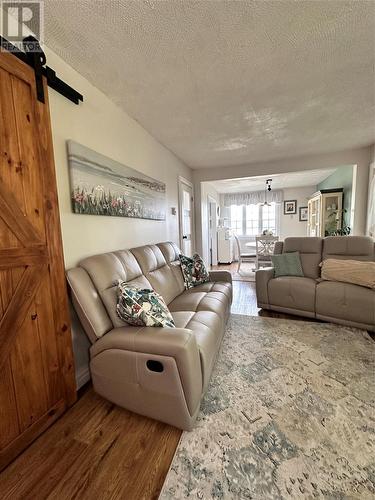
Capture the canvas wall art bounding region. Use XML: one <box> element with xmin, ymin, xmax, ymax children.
<box><xmin>67</xmin><ymin>141</ymin><xmax>166</xmax><ymax>221</ymax></box>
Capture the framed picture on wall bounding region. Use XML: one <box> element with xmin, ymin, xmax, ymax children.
<box><xmin>299</xmin><ymin>206</ymin><xmax>308</xmax><ymax>221</ymax></box>
<box><xmin>284</xmin><ymin>200</ymin><xmax>297</xmax><ymax>214</ymax></box>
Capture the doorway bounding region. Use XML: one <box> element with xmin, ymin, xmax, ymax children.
<box><xmin>178</xmin><ymin>177</ymin><xmax>195</xmax><ymax>256</ymax></box>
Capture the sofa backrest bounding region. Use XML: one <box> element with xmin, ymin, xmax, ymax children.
<box><xmin>322</xmin><ymin>236</ymin><xmax>375</xmax><ymax>261</ymax></box>
<box><xmin>157</xmin><ymin>242</ymin><xmax>186</xmax><ymax>294</ymax></box>
<box><xmin>130</xmin><ymin>244</ymin><xmax>184</xmax><ymax>305</ymax></box>
<box><xmin>66</xmin><ymin>242</ymin><xmax>186</xmax><ymax>343</ymax></box>
<box><xmin>283</xmin><ymin>237</ymin><xmax>323</xmax><ymax>279</ymax></box>
<box><xmin>79</xmin><ymin>250</ymin><xmax>152</xmax><ymax>329</ymax></box>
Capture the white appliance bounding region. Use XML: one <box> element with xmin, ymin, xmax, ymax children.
<box><xmin>217</xmin><ymin>228</ymin><xmax>233</xmax><ymax>263</ymax></box>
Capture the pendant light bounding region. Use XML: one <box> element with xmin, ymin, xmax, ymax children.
<box><xmin>261</xmin><ymin>179</ymin><xmax>272</xmax><ymax>206</ymax></box>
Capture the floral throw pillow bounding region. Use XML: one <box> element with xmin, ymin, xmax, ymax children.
<box><xmin>116</xmin><ymin>282</ymin><xmax>175</xmax><ymax>328</ymax></box>
<box><xmin>179</xmin><ymin>253</ymin><xmax>210</xmax><ymax>289</ymax></box>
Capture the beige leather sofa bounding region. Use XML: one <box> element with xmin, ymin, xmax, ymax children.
<box><xmin>67</xmin><ymin>242</ymin><xmax>232</xmax><ymax>430</ymax></box>
<box><xmin>256</xmin><ymin>236</ymin><xmax>375</xmax><ymax>331</ymax></box>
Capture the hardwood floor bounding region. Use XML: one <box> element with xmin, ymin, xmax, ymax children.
<box><xmin>0</xmin><ymin>387</ymin><xmax>181</xmax><ymax>500</ymax></box>
<box><xmin>0</xmin><ymin>281</ymin><xmax>313</xmax><ymax>500</ymax></box>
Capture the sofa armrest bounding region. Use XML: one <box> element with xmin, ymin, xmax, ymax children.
<box><xmin>90</xmin><ymin>326</ymin><xmax>202</xmax><ymax>414</ymax></box>
<box><xmin>255</xmin><ymin>267</ymin><xmax>275</xmax><ymax>307</ymax></box>
<box><xmin>209</xmin><ymin>270</ymin><xmax>232</xmax><ymax>284</ymax></box>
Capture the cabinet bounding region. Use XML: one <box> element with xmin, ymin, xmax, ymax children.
<box><xmin>217</xmin><ymin>228</ymin><xmax>233</xmax><ymax>263</ymax></box>
<box><xmin>0</xmin><ymin>50</ymin><xmax>76</xmax><ymax>470</ymax></box>
<box><xmin>307</xmin><ymin>189</ymin><xmax>343</xmax><ymax>237</ymax></box>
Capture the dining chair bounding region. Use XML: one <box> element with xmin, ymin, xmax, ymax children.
<box><xmin>233</xmin><ymin>234</ymin><xmax>256</xmax><ymax>272</ymax></box>
<box><xmin>255</xmin><ymin>235</ymin><xmax>279</xmax><ymax>270</ymax></box>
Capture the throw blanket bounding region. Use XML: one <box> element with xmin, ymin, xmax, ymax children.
<box><xmin>321</xmin><ymin>259</ymin><xmax>375</xmax><ymax>289</ymax></box>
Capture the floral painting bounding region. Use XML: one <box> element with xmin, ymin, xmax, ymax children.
<box><xmin>67</xmin><ymin>141</ymin><xmax>166</xmax><ymax>220</ymax></box>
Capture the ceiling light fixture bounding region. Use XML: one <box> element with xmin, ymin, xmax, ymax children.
<box><xmin>261</xmin><ymin>179</ymin><xmax>272</xmax><ymax>206</ymax></box>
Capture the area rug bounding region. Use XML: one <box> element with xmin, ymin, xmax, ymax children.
<box><xmin>160</xmin><ymin>315</ymin><xmax>375</xmax><ymax>499</ymax></box>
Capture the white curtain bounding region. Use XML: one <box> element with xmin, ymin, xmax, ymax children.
<box><xmin>223</xmin><ymin>189</ymin><xmax>283</xmax><ymax>207</ymax></box>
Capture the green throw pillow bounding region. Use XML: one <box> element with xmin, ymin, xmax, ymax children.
<box><xmin>271</xmin><ymin>252</ymin><xmax>304</xmax><ymax>278</ymax></box>
<box><xmin>179</xmin><ymin>253</ymin><xmax>210</xmax><ymax>289</ymax></box>
<box><xmin>116</xmin><ymin>282</ymin><xmax>175</xmax><ymax>328</ymax></box>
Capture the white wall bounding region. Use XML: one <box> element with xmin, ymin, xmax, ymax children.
<box><xmin>44</xmin><ymin>48</ymin><xmax>192</xmax><ymax>387</ymax></box>
<box><xmin>200</xmin><ymin>182</ymin><xmax>220</xmax><ymax>264</ymax></box>
<box><xmin>45</xmin><ymin>50</ymin><xmax>191</xmax><ymax>268</ymax></box>
<box><xmin>280</xmin><ymin>186</ymin><xmax>316</xmax><ymax>239</ymax></box>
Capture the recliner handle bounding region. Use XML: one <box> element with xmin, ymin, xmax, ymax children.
<box><xmin>146</xmin><ymin>360</ymin><xmax>164</xmax><ymax>373</ymax></box>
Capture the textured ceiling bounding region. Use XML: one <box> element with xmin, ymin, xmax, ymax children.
<box><xmin>43</xmin><ymin>0</ymin><xmax>375</xmax><ymax>169</ymax></box>
<box><xmin>207</xmin><ymin>167</ymin><xmax>338</xmax><ymax>193</ymax></box>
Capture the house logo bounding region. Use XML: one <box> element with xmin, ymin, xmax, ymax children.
<box><xmin>1</xmin><ymin>1</ymin><xmax>44</xmax><ymax>51</ymax></box>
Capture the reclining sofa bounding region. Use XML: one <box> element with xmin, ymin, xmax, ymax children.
<box><xmin>67</xmin><ymin>242</ymin><xmax>232</xmax><ymax>430</ymax></box>
<box><xmin>256</xmin><ymin>236</ymin><xmax>375</xmax><ymax>331</ymax></box>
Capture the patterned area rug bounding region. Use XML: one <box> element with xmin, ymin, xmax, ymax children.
<box><xmin>160</xmin><ymin>315</ymin><xmax>375</xmax><ymax>499</ymax></box>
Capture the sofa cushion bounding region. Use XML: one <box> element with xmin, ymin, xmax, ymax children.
<box><xmin>131</xmin><ymin>244</ymin><xmax>183</xmax><ymax>305</ymax></box>
<box><xmin>271</xmin><ymin>252</ymin><xmax>304</xmax><ymax>277</ymax></box>
<box><xmin>283</xmin><ymin>237</ymin><xmax>323</xmax><ymax>279</ymax></box>
<box><xmin>116</xmin><ymin>282</ymin><xmax>175</xmax><ymax>328</ymax></box>
<box><xmin>323</xmin><ymin>236</ymin><xmax>375</xmax><ymax>261</ymax></box>
<box><xmin>168</xmin><ymin>290</ymin><xmax>230</xmax><ymax>320</ymax></box>
<box><xmin>316</xmin><ymin>281</ymin><xmax>375</xmax><ymax>327</ymax></box>
<box><xmin>183</xmin><ymin>281</ymin><xmax>232</xmax><ymax>301</ymax></box>
<box><xmin>321</xmin><ymin>259</ymin><xmax>375</xmax><ymax>289</ymax></box>
<box><xmin>268</xmin><ymin>276</ymin><xmax>317</xmax><ymax>312</ymax></box>
<box><xmin>172</xmin><ymin>310</ymin><xmax>223</xmax><ymax>389</ymax></box>
<box><xmin>179</xmin><ymin>253</ymin><xmax>210</xmax><ymax>289</ymax></box>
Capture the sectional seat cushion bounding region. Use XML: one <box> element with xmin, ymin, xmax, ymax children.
<box><xmin>116</xmin><ymin>282</ymin><xmax>175</xmax><ymax>328</ymax></box>
<box><xmin>316</xmin><ymin>280</ymin><xmax>375</xmax><ymax>328</ymax></box>
<box><xmin>179</xmin><ymin>253</ymin><xmax>210</xmax><ymax>289</ymax></box>
<box><xmin>268</xmin><ymin>276</ymin><xmax>316</xmax><ymax>314</ymax></box>
<box><xmin>183</xmin><ymin>281</ymin><xmax>232</xmax><ymax>302</ymax></box>
<box><xmin>168</xmin><ymin>289</ymin><xmax>230</xmax><ymax>321</ymax></box>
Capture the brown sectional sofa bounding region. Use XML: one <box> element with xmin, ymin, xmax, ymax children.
<box><xmin>67</xmin><ymin>242</ymin><xmax>232</xmax><ymax>430</ymax></box>
<box><xmin>256</xmin><ymin>236</ymin><xmax>375</xmax><ymax>331</ymax></box>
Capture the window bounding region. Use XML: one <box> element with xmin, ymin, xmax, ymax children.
<box><xmin>230</xmin><ymin>203</ymin><xmax>279</xmax><ymax>236</ymax></box>
<box><xmin>245</xmin><ymin>204</ymin><xmax>259</xmax><ymax>236</ymax></box>
<box><xmin>230</xmin><ymin>205</ymin><xmax>244</xmax><ymax>235</ymax></box>
<box><xmin>261</xmin><ymin>204</ymin><xmax>276</xmax><ymax>234</ymax></box>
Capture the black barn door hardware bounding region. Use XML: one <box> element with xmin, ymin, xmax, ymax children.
<box><xmin>0</xmin><ymin>35</ymin><xmax>83</xmax><ymax>105</ymax></box>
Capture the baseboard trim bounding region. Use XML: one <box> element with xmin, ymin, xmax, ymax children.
<box><xmin>75</xmin><ymin>366</ymin><xmax>91</xmax><ymax>390</ymax></box>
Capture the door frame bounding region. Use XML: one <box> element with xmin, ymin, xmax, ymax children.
<box><xmin>178</xmin><ymin>176</ymin><xmax>195</xmax><ymax>253</ymax></box>
<box><xmin>207</xmin><ymin>195</ymin><xmax>218</xmax><ymax>266</ymax></box>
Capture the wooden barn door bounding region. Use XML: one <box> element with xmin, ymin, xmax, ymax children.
<box><xmin>0</xmin><ymin>50</ymin><xmax>76</xmax><ymax>471</ymax></box>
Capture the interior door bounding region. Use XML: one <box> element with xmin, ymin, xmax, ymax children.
<box><xmin>0</xmin><ymin>50</ymin><xmax>76</xmax><ymax>471</ymax></box>
<box><xmin>179</xmin><ymin>179</ymin><xmax>194</xmax><ymax>256</ymax></box>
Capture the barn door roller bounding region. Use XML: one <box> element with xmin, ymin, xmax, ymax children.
<box><xmin>0</xmin><ymin>35</ymin><xmax>83</xmax><ymax>105</ymax></box>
